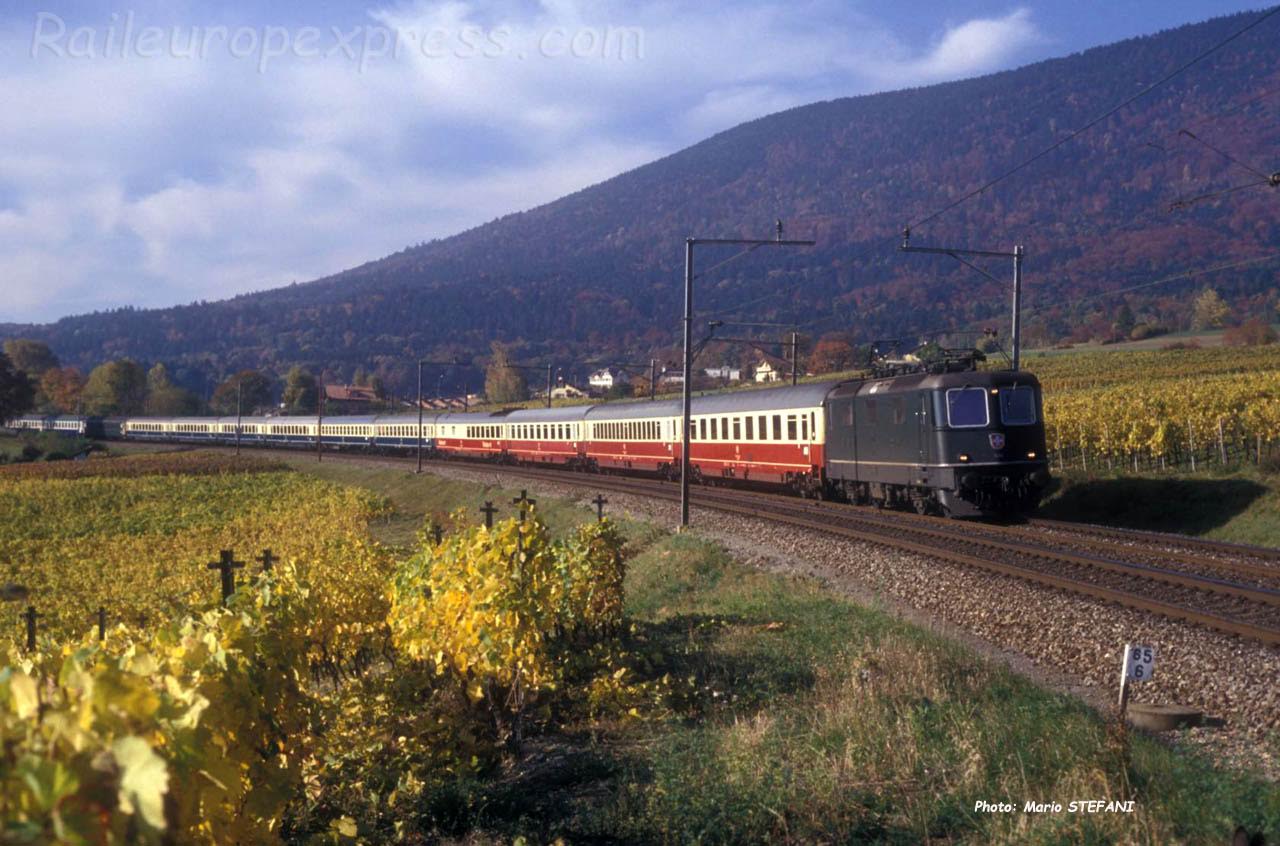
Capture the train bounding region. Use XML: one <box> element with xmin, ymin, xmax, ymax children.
<box><xmin>4</xmin><ymin>415</ymin><xmax>114</xmax><ymax>439</ymax></box>
<box><xmin>5</xmin><ymin>367</ymin><xmax>1050</xmax><ymax>516</ymax></box>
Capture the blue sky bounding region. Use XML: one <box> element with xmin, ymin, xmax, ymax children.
<box><xmin>0</xmin><ymin>0</ymin><xmax>1267</xmax><ymax>322</ymax></box>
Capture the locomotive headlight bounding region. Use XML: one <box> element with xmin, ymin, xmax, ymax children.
<box><xmin>958</xmin><ymin>453</ymin><xmax>970</xmax><ymax>462</ymax></box>
<box><xmin>990</xmin><ymin>388</ymin><xmax>999</xmax><ymax>395</ymax></box>
<box><xmin>1026</xmin><ymin>451</ymin><xmax>1037</xmax><ymax>459</ymax></box>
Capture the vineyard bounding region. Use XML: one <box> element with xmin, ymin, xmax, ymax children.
<box><xmin>1027</xmin><ymin>345</ymin><xmax>1280</xmax><ymax>473</ymax></box>
<box><xmin>0</xmin><ymin>453</ymin><xmax>648</xmax><ymax>843</ymax></box>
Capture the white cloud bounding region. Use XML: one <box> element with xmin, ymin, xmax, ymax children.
<box><xmin>0</xmin><ymin>2</ymin><xmax>1044</xmax><ymax>323</ymax></box>
<box><xmin>908</xmin><ymin>8</ymin><xmax>1042</xmax><ymax>80</ymax></box>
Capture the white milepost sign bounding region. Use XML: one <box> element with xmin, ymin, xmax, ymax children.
<box><xmin>1125</xmin><ymin>644</ymin><xmax>1156</xmax><ymax>681</ymax></box>
<box><xmin>1117</xmin><ymin>642</ymin><xmax>1156</xmax><ymax>715</ymax></box>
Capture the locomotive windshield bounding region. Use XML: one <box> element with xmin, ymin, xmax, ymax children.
<box><xmin>999</xmin><ymin>386</ymin><xmax>1038</xmax><ymax>426</ymax></box>
<box><xmin>945</xmin><ymin>387</ymin><xmax>989</xmax><ymax>428</ymax></box>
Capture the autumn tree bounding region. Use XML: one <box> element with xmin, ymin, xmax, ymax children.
<box><xmin>0</xmin><ymin>352</ymin><xmax>36</xmax><ymax>421</ymax></box>
<box><xmin>2</xmin><ymin>339</ymin><xmax>59</xmax><ymax>378</ymax></box>
<box><xmin>82</xmin><ymin>360</ymin><xmax>147</xmax><ymax>415</ymax></box>
<box><xmin>808</xmin><ymin>337</ymin><xmax>857</xmax><ymax>374</ymax></box>
<box><xmin>484</xmin><ymin>342</ymin><xmax>526</xmax><ymax>404</ymax></box>
<box><xmin>144</xmin><ymin>363</ymin><xmax>201</xmax><ymax>415</ymax></box>
<box><xmin>211</xmin><ymin>370</ymin><xmax>274</xmax><ymax>415</ymax></box>
<box><xmin>39</xmin><ymin>367</ymin><xmax>86</xmax><ymax>413</ymax></box>
<box><xmin>1112</xmin><ymin>303</ymin><xmax>1136</xmax><ymax>338</ymax></box>
<box><xmin>1223</xmin><ymin>317</ymin><xmax>1277</xmax><ymax>347</ymax></box>
<box><xmin>282</xmin><ymin>367</ymin><xmax>319</xmax><ymax>414</ymax></box>
<box><xmin>1192</xmin><ymin>288</ymin><xmax>1230</xmax><ymax>330</ymax></box>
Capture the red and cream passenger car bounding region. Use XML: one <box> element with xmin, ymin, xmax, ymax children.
<box><xmin>429</xmin><ymin>381</ymin><xmax>834</xmax><ymax>493</ymax></box>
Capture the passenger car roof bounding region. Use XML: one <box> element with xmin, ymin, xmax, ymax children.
<box><xmin>585</xmin><ymin>381</ymin><xmax>843</xmax><ymax>420</ymax></box>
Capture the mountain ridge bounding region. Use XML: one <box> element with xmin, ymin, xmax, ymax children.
<box><xmin>4</xmin><ymin>10</ymin><xmax>1277</xmax><ymax>391</ymax></box>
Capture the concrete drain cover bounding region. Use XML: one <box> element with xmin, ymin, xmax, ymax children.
<box><xmin>1126</xmin><ymin>703</ymin><xmax>1204</xmax><ymax>731</ymax></box>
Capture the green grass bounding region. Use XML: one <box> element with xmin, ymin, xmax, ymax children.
<box><xmin>1040</xmin><ymin>466</ymin><xmax>1280</xmax><ymax>548</ymax></box>
<box><xmin>0</xmin><ymin>434</ymin><xmax>27</xmax><ymax>460</ymax></box>
<box><xmin>290</xmin><ymin>461</ymin><xmax>1280</xmax><ymax>845</ymax></box>
<box><xmin>276</xmin><ymin>455</ymin><xmax>658</xmax><ymax>550</ymax></box>
<box><xmin>0</xmin><ymin>431</ymin><xmax>91</xmax><ymax>462</ymax></box>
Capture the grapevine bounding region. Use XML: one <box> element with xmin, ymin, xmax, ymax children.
<box><xmin>1023</xmin><ymin>346</ymin><xmax>1280</xmax><ymax>465</ymax></box>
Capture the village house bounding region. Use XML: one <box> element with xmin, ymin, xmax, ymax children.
<box><xmin>588</xmin><ymin>368</ymin><xmax>631</xmax><ymax>393</ymax></box>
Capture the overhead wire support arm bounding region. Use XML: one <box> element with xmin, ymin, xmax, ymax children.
<box><xmin>899</xmin><ymin>228</ymin><xmax>1025</xmax><ymax>371</ymax></box>
<box><xmin>680</xmin><ymin>221</ymin><xmax>815</xmax><ymax>528</ymax></box>
<box><xmin>1177</xmin><ymin>128</ymin><xmax>1275</xmax><ymax>181</ymax></box>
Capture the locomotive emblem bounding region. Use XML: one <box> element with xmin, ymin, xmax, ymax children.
<box><xmin>989</xmin><ymin>433</ymin><xmax>1006</xmax><ymax>450</ymax></box>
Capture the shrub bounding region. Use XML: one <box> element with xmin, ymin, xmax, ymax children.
<box><xmin>1161</xmin><ymin>338</ymin><xmax>1202</xmax><ymax>351</ymax></box>
<box><xmin>1223</xmin><ymin>318</ymin><xmax>1278</xmax><ymax>347</ymax></box>
<box><xmin>388</xmin><ymin>510</ymin><xmax>626</xmax><ymax>749</ymax></box>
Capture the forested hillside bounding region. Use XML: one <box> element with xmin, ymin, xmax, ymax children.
<box><xmin>3</xmin><ymin>10</ymin><xmax>1277</xmax><ymax>392</ymax></box>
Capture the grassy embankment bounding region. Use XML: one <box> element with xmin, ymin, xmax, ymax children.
<box><xmin>1040</xmin><ymin>466</ymin><xmax>1280</xmax><ymax>548</ymax></box>
<box><xmin>290</xmin><ymin>458</ymin><xmax>1280</xmax><ymax>844</ymax></box>
<box><xmin>1024</xmin><ymin>343</ymin><xmax>1280</xmax><ymax>548</ymax></box>
<box><xmin>0</xmin><ymin>431</ymin><xmax>91</xmax><ymax>462</ymax></box>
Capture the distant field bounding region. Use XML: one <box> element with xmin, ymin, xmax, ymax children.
<box><xmin>1027</xmin><ymin>326</ymin><xmax>1245</xmax><ymax>355</ymax></box>
<box><xmin>0</xmin><ymin>451</ymin><xmax>390</xmax><ymax>641</ymax></box>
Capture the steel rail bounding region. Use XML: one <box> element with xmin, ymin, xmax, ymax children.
<box><xmin>685</xmin><ymin>488</ymin><xmax>1280</xmax><ymax>609</ymax></box>
<box><xmin>714</xmin><ymin>487</ymin><xmax>1280</xmax><ymax>585</ymax></box>
<box><xmin>1029</xmin><ymin>517</ymin><xmax>1280</xmax><ymax>563</ymax></box>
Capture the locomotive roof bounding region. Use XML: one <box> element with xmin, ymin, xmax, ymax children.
<box><xmin>828</xmin><ymin>368</ymin><xmax>1041</xmax><ymax>398</ymax></box>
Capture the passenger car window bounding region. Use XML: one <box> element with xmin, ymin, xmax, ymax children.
<box><xmin>1000</xmin><ymin>386</ymin><xmax>1037</xmax><ymax>425</ymax></box>
<box><xmin>946</xmin><ymin>388</ymin><xmax>990</xmax><ymax>428</ymax></box>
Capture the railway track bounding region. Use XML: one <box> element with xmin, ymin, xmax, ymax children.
<box><xmin>187</xmin><ymin>445</ymin><xmax>1280</xmax><ymax>648</ymax></box>
<box><xmin>401</xmin><ymin>456</ymin><xmax>1280</xmax><ymax>647</ymax></box>
<box><xmin>1028</xmin><ymin>517</ymin><xmax>1280</xmax><ymax>564</ymax></box>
